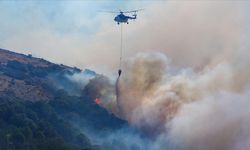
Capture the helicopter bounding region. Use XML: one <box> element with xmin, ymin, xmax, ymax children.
<box><xmin>101</xmin><ymin>9</ymin><xmax>143</xmax><ymax>77</ymax></box>
<box><xmin>103</xmin><ymin>9</ymin><xmax>143</xmax><ymax>25</ymax></box>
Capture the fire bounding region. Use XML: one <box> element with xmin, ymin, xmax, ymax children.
<box><xmin>95</xmin><ymin>98</ymin><xmax>101</xmax><ymax>105</ymax></box>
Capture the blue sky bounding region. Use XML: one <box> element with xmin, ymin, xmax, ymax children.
<box><xmin>0</xmin><ymin>0</ymin><xmax>156</xmax><ymax>74</ymax></box>
<box><xmin>0</xmin><ymin>0</ymin><xmax>152</xmax><ymax>40</ymax></box>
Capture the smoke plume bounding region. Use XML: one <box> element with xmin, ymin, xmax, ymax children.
<box><xmin>94</xmin><ymin>47</ymin><xmax>250</xmax><ymax>149</ymax></box>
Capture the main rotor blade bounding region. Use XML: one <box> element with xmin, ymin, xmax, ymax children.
<box><xmin>99</xmin><ymin>10</ymin><xmax>119</xmax><ymax>13</ymax></box>
<box><xmin>123</xmin><ymin>9</ymin><xmax>144</xmax><ymax>13</ymax></box>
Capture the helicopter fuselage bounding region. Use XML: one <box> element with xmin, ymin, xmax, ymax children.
<box><xmin>114</xmin><ymin>13</ymin><xmax>136</xmax><ymax>24</ymax></box>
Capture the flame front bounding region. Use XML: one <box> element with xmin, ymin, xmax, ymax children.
<box><xmin>95</xmin><ymin>98</ymin><xmax>101</xmax><ymax>105</ymax></box>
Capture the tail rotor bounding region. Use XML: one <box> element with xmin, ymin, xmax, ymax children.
<box><xmin>133</xmin><ymin>13</ymin><xmax>137</xmax><ymax>19</ymax></box>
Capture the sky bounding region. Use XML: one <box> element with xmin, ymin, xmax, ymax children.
<box><xmin>0</xmin><ymin>0</ymin><xmax>152</xmax><ymax>74</ymax></box>
<box><xmin>0</xmin><ymin>0</ymin><xmax>250</xmax><ymax>76</ymax></box>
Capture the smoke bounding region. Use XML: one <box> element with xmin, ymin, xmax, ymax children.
<box><xmin>63</xmin><ymin>50</ymin><xmax>250</xmax><ymax>149</ymax></box>
<box><xmin>93</xmin><ymin>48</ymin><xmax>250</xmax><ymax>149</ymax></box>
<box><xmin>168</xmin><ymin>89</ymin><xmax>250</xmax><ymax>150</ymax></box>
<box><xmin>65</xmin><ymin>70</ymin><xmax>95</xmax><ymax>89</ymax></box>
<box><xmin>115</xmin><ymin>76</ymin><xmax>123</xmax><ymax>118</ymax></box>
<box><xmin>82</xmin><ymin>75</ymin><xmax>118</xmax><ymax>113</ymax></box>
<box><xmin>114</xmin><ymin>47</ymin><xmax>250</xmax><ymax>149</ymax></box>
<box><xmin>80</xmin><ymin>126</ymin><xmax>154</xmax><ymax>150</ymax></box>
<box><xmin>124</xmin><ymin>1</ymin><xmax>249</xmax><ymax>71</ymax></box>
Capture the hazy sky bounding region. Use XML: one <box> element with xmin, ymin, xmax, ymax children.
<box><xmin>0</xmin><ymin>0</ymin><xmax>153</xmax><ymax>73</ymax></box>
<box><xmin>1</xmin><ymin>0</ymin><xmax>250</xmax><ymax>75</ymax></box>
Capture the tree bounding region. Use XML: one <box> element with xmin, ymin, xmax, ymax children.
<box><xmin>10</xmin><ymin>129</ymin><xmax>25</xmax><ymax>148</ymax></box>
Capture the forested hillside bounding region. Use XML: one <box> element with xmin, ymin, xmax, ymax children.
<box><xmin>0</xmin><ymin>49</ymin><xmax>126</xmax><ymax>150</ymax></box>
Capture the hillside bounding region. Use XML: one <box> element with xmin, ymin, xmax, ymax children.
<box><xmin>0</xmin><ymin>48</ymin><xmax>80</xmax><ymax>101</ymax></box>
<box><xmin>0</xmin><ymin>48</ymin><xmax>126</xmax><ymax>150</ymax></box>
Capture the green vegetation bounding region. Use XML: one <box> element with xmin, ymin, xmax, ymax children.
<box><xmin>0</xmin><ymin>49</ymin><xmax>126</xmax><ymax>150</ymax></box>
<box><xmin>0</xmin><ymin>97</ymin><xmax>94</xmax><ymax>150</ymax></box>
<box><xmin>0</xmin><ymin>87</ymin><xmax>125</xmax><ymax>150</ymax></box>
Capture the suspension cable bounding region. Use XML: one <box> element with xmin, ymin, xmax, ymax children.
<box><xmin>119</xmin><ymin>24</ymin><xmax>123</xmax><ymax>69</ymax></box>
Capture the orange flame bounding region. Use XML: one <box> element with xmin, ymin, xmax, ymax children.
<box><xmin>95</xmin><ymin>98</ymin><xmax>101</xmax><ymax>105</ymax></box>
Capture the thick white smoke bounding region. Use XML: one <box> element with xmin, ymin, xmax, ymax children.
<box><xmin>168</xmin><ymin>89</ymin><xmax>250</xmax><ymax>150</ymax></box>
<box><xmin>96</xmin><ymin>49</ymin><xmax>250</xmax><ymax>149</ymax></box>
